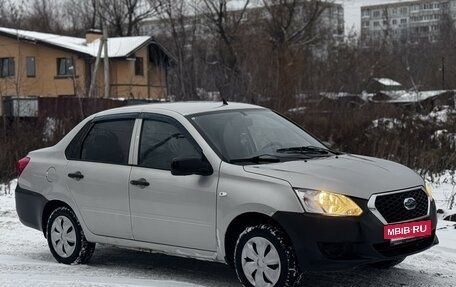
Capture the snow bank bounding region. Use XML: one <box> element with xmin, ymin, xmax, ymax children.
<box><xmin>418</xmin><ymin>105</ymin><xmax>455</xmax><ymax>123</ymax></box>
<box><xmin>0</xmin><ymin>179</ymin><xmax>17</xmax><ymax>195</ymax></box>
<box><xmin>386</xmin><ymin>90</ymin><xmax>448</xmax><ymax>103</ymax></box>
<box><xmin>1</xmin><ymin>172</ymin><xmax>455</xmax><ymax>286</ymax></box>
<box><xmin>371</xmin><ymin>117</ymin><xmax>404</xmax><ymax>129</ymax></box>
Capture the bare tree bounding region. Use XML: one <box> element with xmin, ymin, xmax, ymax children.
<box><xmin>199</xmin><ymin>0</ymin><xmax>249</xmax><ymax>65</ymax></box>
<box><xmin>262</xmin><ymin>0</ymin><xmax>328</xmax><ymax>49</ymax></box>
<box><xmin>63</xmin><ymin>0</ymin><xmax>99</xmax><ymax>36</ymax></box>
<box><xmin>0</xmin><ymin>0</ymin><xmax>26</xmax><ymax>28</ymax></box>
<box><xmin>195</xmin><ymin>0</ymin><xmax>251</xmax><ymax>100</ymax></box>
<box><xmin>60</xmin><ymin>0</ymin><xmax>159</xmax><ymax>36</ymax></box>
<box><xmin>150</xmin><ymin>0</ymin><xmax>201</xmax><ymax>100</ymax></box>
<box><xmin>258</xmin><ymin>0</ymin><xmax>330</xmax><ymax>109</ymax></box>
<box><xmin>27</xmin><ymin>0</ymin><xmax>65</xmax><ymax>33</ymax></box>
<box><xmin>98</xmin><ymin>0</ymin><xmax>160</xmax><ymax>36</ymax></box>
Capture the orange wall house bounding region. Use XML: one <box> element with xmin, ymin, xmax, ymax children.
<box><xmin>0</xmin><ymin>28</ymin><xmax>171</xmax><ymax>109</ymax></box>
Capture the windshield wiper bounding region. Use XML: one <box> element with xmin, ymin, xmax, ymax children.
<box><xmin>229</xmin><ymin>154</ymin><xmax>282</xmax><ymax>164</ymax></box>
<box><xmin>276</xmin><ymin>146</ymin><xmax>340</xmax><ymax>156</ymax></box>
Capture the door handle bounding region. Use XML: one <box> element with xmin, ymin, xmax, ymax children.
<box><xmin>68</xmin><ymin>171</ymin><xmax>84</xmax><ymax>180</ymax></box>
<box><xmin>130</xmin><ymin>178</ymin><xmax>150</xmax><ymax>187</ymax></box>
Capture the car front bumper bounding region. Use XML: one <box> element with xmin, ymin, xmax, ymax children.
<box><xmin>272</xmin><ymin>198</ymin><xmax>438</xmax><ymax>271</ymax></box>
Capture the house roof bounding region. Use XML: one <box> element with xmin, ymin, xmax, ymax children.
<box><xmin>373</xmin><ymin>78</ymin><xmax>402</xmax><ymax>87</ymax></box>
<box><xmin>384</xmin><ymin>90</ymin><xmax>448</xmax><ymax>103</ymax></box>
<box><xmin>0</xmin><ymin>27</ymin><xmax>152</xmax><ymax>58</ymax></box>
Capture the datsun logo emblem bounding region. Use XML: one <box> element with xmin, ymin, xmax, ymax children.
<box><xmin>403</xmin><ymin>197</ymin><xmax>417</xmax><ymax>210</ymax></box>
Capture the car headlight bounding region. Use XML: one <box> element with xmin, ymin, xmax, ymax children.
<box><xmin>424</xmin><ymin>182</ymin><xmax>434</xmax><ymax>200</ymax></box>
<box><xmin>294</xmin><ymin>188</ymin><xmax>363</xmax><ymax>216</ymax></box>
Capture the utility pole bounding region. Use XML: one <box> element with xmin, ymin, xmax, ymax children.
<box><xmin>88</xmin><ymin>33</ymin><xmax>103</xmax><ymax>98</ymax></box>
<box><xmin>442</xmin><ymin>56</ymin><xmax>445</xmax><ymax>90</ymax></box>
<box><xmin>103</xmin><ymin>22</ymin><xmax>110</xmax><ymax>99</ymax></box>
<box><xmin>70</xmin><ymin>57</ymin><xmax>84</xmax><ymax>119</ymax></box>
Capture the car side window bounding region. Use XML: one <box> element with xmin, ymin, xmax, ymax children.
<box><xmin>138</xmin><ymin>119</ymin><xmax>200</xmax><ymax>170</ymax></box>
<box><xmin>81</xmin><ymin>119</ymin><xmax>135</xmax><ymax>164</ymax></box>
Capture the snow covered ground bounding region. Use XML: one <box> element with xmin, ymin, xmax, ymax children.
<box><xmin>1</xmin><ymin>178</ymin><xmax>455</xmax><ymax>287</ymax></box>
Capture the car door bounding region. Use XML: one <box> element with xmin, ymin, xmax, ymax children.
<box><xmin>66</xmin><ymin>116</ymin><xmax>136</xmax><ymax>239</ymax></box>
<box><xmin>129</xmin><ymin>114</ymin><xmax>218</xmax><ymax>251</ymax></box>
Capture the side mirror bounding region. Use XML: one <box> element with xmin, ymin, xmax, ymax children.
<box><xmin>171</xmin><ymin>157</ymin><xmax>213</xmax><ymax>176</ymax></box>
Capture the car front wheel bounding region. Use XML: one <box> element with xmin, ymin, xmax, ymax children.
<box><xmin>46</xmin><ymin>206</ymin><xmax>95</xmax><ymax>264</ymax></box>
<box><xmin>234</xmin><ymin>224</ymin><xmax>299</xmax><ymax>287</ymax></box>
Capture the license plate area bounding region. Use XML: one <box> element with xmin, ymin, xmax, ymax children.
<box><xmin>384</xmin><ymin>220</ymin><xmax>431</xmax><ymax>240</ymax></box>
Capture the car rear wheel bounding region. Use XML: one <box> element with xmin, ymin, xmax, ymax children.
<box><xmin>46</xmin><ymin>206</ymin><xmax>95</xmax><ymax>264</ymax></box>
<box><xmin>234</xmin><ymin>224</ymin><xmax>299</xmax><ymax>287</ymax></box>
<box><xmin>369</xmin><ymin>257</ymin><xmax>406</xmax><ymax>269</ymax></box>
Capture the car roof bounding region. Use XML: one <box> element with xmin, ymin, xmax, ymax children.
<box><xmin>95</xmin><ymin>101</ymin><xmax>266</xmax><ymax>117</ymax></box>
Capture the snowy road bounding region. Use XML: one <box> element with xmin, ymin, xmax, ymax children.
<box><xmin>1</xmin><ymin>193</ymin><xmax>455</xmax><ymax>286</ymax></box>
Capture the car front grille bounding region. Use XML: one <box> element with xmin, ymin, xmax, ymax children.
<box><xmin>373</xmin><ymin>187</ymin><xmax>429</xmax><ymax>224</ymax></box>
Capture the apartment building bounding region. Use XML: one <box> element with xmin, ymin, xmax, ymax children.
<box><xmin>139</xmin><ymin>1</ymin><xmax>344</xmax><ymax>44</ymax></box>
<box><xmin>361</xmin><ymin>0</ymin><xmax>456</xmax><ymax>44</ymax></box>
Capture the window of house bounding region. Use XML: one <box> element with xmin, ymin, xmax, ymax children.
<box><xmin>57</xmin><ymin>58</ymin><xmax>73</xmax><ymax>76</ymax></box>
<box><xmin>362</xmin><ymin>10</ymin><xmax>371</xmax><ymax>17</ymax></box>
<box><xmin>373</xmin><ymin>10</ymin><xmax>380</xmax><ymax>17</ymax></box>
<box><xmin>374</xmin><ymin>21</ymin><xmax>380</xmax><ymax>27</ymax></box>
<box><xmin>362</xmin><ymin>21</ymin><xmax>370</xmax><ymax>27</ymax></box>
<box><xmin>26</xmin><ymin>56</ymin><xmax>36</xmax><ymax>77</ymax></box>
<box><xmin>135</xmin><ymin>57</ymin><xmax>144</xmax><ymax>76</ymax></box>
<box><xmin>81</xmin><ymin>119</ymin><xmax>135</xmax><ymax>165</ymax></box>
<box><xmin>0</xmin><ymin>57</ymin><xmax>15</xmax><ymax>78</ymax></box>
<box><xmin>138</xmin><ymin>118</ymin><xmax>200</xmax><ymax>170</ymax></box>
<box><xmin>392</xmin><ymin>8</ymin><xmax>397</xmax><ymax>14</ymax></box>
<box><xmin>393</xmin><ymin>19</ymin><xmax>398</xmax><ymax>25</ymax></box>
<box><xmin>400</xmin><ymin>7</ymin><xmax>408</xmax><ymax>14</ymax></box>
<box><xmin>401</xmin><ymin>18</ymin><xmax>407</xmax><ymax>24</ymax></box>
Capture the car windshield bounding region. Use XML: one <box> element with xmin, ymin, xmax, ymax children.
<box><xmin>189</xmin><ymin>109</ymin><xmax>329</xmax><ymax>164</ymax></box>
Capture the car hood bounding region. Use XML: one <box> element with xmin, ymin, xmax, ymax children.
<box><xmin>243</xmin><ymin>154</ymin><xmax>424</xmax><ymax>200</ymax></box>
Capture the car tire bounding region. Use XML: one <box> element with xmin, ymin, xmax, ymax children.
<box><xmin>368</xmin><ymin>257</ymin><xmax>406</xmax><ymax>269</ymax></box>
<box><xmin>234</xmin><ymin>224</ymin><xmax>299</xmax><ymax>287</ymax></box>
<box><xmin>46</xmin><ymin>206</ymin><xmax>95</xmax><ymax>264</ymax></box>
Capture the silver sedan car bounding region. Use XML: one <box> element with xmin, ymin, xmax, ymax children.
<box><xmin>16</xmin><ymin>102</ymin><xmax>437</xmax><ymax>287</ymax></box>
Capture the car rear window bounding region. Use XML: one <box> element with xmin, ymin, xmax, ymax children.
<box><xmin>80</xmin><ymin>119</ymin><xmax>134</xmax><ymax>165</ymax></box>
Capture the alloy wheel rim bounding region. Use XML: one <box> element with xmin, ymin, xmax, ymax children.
<box><xmin>50</xmin><ymin>215</ymin><xmax>77</xmax><ymax>258</ymax></box>
<box><xmin>241</xmin><ymin>236</ymin><xmax>281</xmax><ymax>287</ymax></box>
